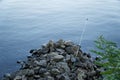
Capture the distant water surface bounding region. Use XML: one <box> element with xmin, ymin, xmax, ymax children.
<box><xmin>0</xmin><ymin>0</ymin><xmax>120</xmax><ymax>78</ymax></box>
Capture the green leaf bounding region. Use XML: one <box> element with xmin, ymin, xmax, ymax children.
<box><xmin>90</xmin><ymin>36</ymin><xmax>120</xmax><ymax>80</ymax></box>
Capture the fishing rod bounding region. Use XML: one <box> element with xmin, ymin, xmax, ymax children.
<box><xmin>79</xmin><ymin>18</ymin><xmax>88</xmax><ymax>45</ymax></box>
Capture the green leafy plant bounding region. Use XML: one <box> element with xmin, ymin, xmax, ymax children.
<box><xmin>91</xmin><ymin>35</ymin><xmax>120</xmax><ymax>80</ymax></box>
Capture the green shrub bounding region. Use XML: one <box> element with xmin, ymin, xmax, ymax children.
<box><xmin>91</xmin><ymin>36</ymin><xmax>120</xmax><ymax>80</ymax></box>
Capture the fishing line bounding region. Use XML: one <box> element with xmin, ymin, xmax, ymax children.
<box><xmin>79</xmin><ymin>18</ymin><xmax>88</xmax><ymax>45</ymax></box>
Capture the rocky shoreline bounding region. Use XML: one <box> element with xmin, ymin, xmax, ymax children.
<box><xmin>3</xmin><ymin>39</ymin><xmax>102</xmax><ymax>80</ymax></box>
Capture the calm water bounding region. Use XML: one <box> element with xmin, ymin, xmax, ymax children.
<box><xmin>0</xmin><ymin>0</ymin><xmax>120</xmax><ymax>78</ymax></box>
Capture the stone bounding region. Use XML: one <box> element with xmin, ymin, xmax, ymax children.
<box><xmin>71</xmin><ymin>55</ymin><xmax>77</xmax><ymax>63</ymax></box>
<box><xmin>65</xmin><ymin>54</ymin><xmax>71</xmax><ymax>61</ymax></box>
<box><xmin>64</xmin><ymin>40</ymin><xmax>74</xmax><ymax>47</ymax></box>
<box><xmin>56</xmin><ymin>49</ymin><xmax>65</xmax><ymax>55</ymax></box>
<box><xmin>41</xmin><ymin>43</ymin><xmax>47</xmax><ymax>48</ymax></box>
<box><xmin>87</xmin><ymin>71</ymin><xmax>96</xmax><ymax>77</ymax></box>
<box><xmin>46</xmin><ymin>76</ymin><xmax>54</xmax><ymax>80</ymax></box>
<box><xmin>26</xmin><ymin>69</ymin><xmax>34</xmax><ymax>76</ymax></box>
<box><xmin>51</xmin><ymin>68</ymin><xmax>60</xmax><ymax>75</ymax></box>
<box><xmin>65</xmin><ymin>45</ymin><xmax>79</xmax><ymax>56</ymax></box>
<box><xmin>52</xmin><ymin>55</ymin><xmax>64</xmax><ymax>61</ymax></box>
<box><xmin>69</xmin><ymin>73</ymin><xmax>77</xmax><ymax>79</ymax></box>
<box><xmin>47</xmin><ymin>40</ymin><xmax>54</xmax><ymax>47</ymax></box>
<box><xmin>21</xmin><ymin>75</ymin><xmax>27</xmax><ymax>80</ymax></box>
<box><xmin>86</xmin><ymin>53</ymin><xmax>91</xmax><ymax>58</ymax></box>
<box><xmin>4</xmin><ymin>73</ymin><xmax>11</xmax><ymax>78</ymax></box>
<box><xmin>44</xmin><ymin>72</ymin><xmax>50</xmax><ymax>76</ymax></box>
<box><xmin>17</xmin><ymin>61</ymin><xmax>28</xmax><ymax>69</ymax></box>
<box><xmin>17</xmin><ymin>69</ymin><xmax>34</xmax><ymax>76</ymax></box>
<box><xmin>34</xmin><ymin>75</ymin><xmax>40</xmax><ymax>79</ymax></box>
<box><xmin>34</xmin><ymin>60</ymin><xmax>47</xmax><ymax>67</ymax></box>
<box><xmin>29</xmin><ymin>49</ymin><xmax>37</xmax><ymax>54</ymax></box>
<box><xmin>71</xmin><ymin>45</ymin><xmax>79</xmax><ymax>56</ymax></box>
<box><xmin>14</xmin><ymin>76</ymin><xmax>22</xmax><ymax>80</ymax></box>
<box><xmin>27</xmin><ymin>77</ymin><xmax>34</xmax><ymax>80</ymax></box>
<box><xmin>39</xmin><ymin>68</ymin><xmax>47</xmax><ymax>74</ymax></box>
<box><xmin>77</xmin><ymin>70</ymin><xmax>86</xmax><ymax>80</ymax></box>
<box><xmin>65</xmin><ymin>47</ymin><xmax>72</xmax><ymax>54</ymax></box>
<box><xmin>56</xmin><ymin>62</ymin><xmax>70</xmax><ymax>73</ymax></box>
<box><xmin>59</xmin><ymin>73</ymin><xmax>70</xmax><ymax>80</ymax></box>
<box><xmin>55</xmin><ymin>39</ymin><xmax>65</xmax><ymax>48</ymax></box>
<box><xmin>48</xmin><ymin>52</ymin><xmax>59</xmax><ymax>57</ymax></box>
<box><xmin>40</xmin><ymin>48</ymin><xmax>49</xmax><ymax>54</ymax></box>
<box><xmin>47</xmin><ymin>40</ymin><xmax>55</xmax><ymax>52</ymax></box>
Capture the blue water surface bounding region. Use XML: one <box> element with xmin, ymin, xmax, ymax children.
<box><xmin>0</xmin><ymin>0</ymin><xmax>120</xmax><ymax>78</ymax></box>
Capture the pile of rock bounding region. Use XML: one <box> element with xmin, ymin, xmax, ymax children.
<box><xmin>3</xmin><ymin>39</ymin><xmax>102</xmax><ymax>80</ymax></box>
